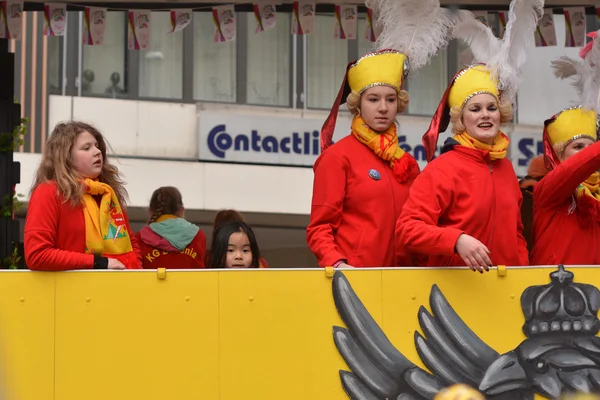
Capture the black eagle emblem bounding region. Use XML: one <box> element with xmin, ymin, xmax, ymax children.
<box><xmin>332</xmin><ymin>265</ymin><xmax>600</xmax><ymax>399</ymax></box>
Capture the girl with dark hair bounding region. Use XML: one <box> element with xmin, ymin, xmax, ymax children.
<box><xmin>135</xmin><ymin>186</ymin><xmax>206</xmax><ymax>269</ymax></box>
<box><xmin>208</xmin><ymin>221</ymin><xmax>261</xmax><ymax>269</ymax></box>
<box><xmin>25</xmin><ymin>121</ymin><xmax>142</xmax><ymax>270</ymax></box>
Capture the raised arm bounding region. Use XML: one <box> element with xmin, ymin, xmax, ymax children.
<box><xmin>534</xmin><ymin>140</ymin><xmax>600</xmax><ymax>209</ymax></box>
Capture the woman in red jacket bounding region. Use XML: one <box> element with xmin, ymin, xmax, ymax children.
<box><xmin>24</xmin><ymin>121</ymin><xmax>142</xmax><ymax>270</ymax></box>
<box><xmin>531</xmin><ymin>34</ymin><xmax>600</xmax><ymax>265</ymax></box>
<box><xmin>135</xmin><ymin>186</ymin><xmax>206</xmax><ymax>269</ymax></box>
<box><xmin>306</xmin><ymin>0</ymin><xmax>460</xmax><ymax>268</ymax></box>
<box><xmin>396</xmin><ymin>4</ymin><xmax>540</xmax><ymax>271</ymax></box>
<box><xmin>397</xmin><ymin>64</ymin><xmax>529</xmax><ymax>271</ymax></box>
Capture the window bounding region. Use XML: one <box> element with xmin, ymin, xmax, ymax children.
<box><xmin>47</xmin><ymin>36</ymin><xmax>62</xmax><ymax>95</ymax></box>
<box><xmin>357</xmin><ymin>17</ymin><xmax>375</xmax><ymax>57</ymax></box>
<box><xmin>306</xmin><ymin>15</ymin><xmax>349</xmax><ymax>109</ymax></box>
<box><xmin>194</xmin><ymin>12</ymin><xmax>236</xmax><ymax>102</ymax></box>
<box><xmin>139</xmin><ymin>12</ymin><xmax>183</xmax><ymax>99</ymax></box>
<box><xmin>81</xmin><ymin>11</ymin><xmax>127</xmax><ymax>97</ymax></box>
<box><xmin>406</xmin><ymin>49</ymin><xmax>448</xmax><ymax>116</ymax></box>
<box><xmin>246</xmin><ymin>13</ymin><xmax>291</xmax><ymax>106</ymax></box>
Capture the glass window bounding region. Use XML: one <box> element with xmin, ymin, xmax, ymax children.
<box><xmin>246</xmin><ymin>13</ymin><xmax>291</xmax><ymax>106</ymax></box>
<box><xmin>139</xmin><ymin>12</ymin><xmax>183</xmax><ymax>99</ymax></box>
<box><xmin>193</xmin><ymin>12</ymin><xmax>236</xmax><ymax>102</ymax></box>
<box><xmin>406</xmin><ymin>49</ymin><xmax>448</xmax><ymax>116</ymax></box>
<box><xmin>306</xmin><ymin>15</ymin><xmax>349</xmax><ymax>109</ymax></box>
<box><xmin>47</xmin><ymin>36</ymin><xmax>62</xmax><ymax>95</ymax></box>
<box><xmin>357</xmin><ymin>17</ymin><xmax>375</xmax><ymax>57</ymax></box>
<box><xmin>81</xmin><ymin>11</ymin><xmax>127</xmax><ymax>97</ymax></box>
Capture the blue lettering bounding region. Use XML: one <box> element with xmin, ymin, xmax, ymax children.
<box><xmin>251</xmin><ymin>130</ymin><xmax>261</xmax><ymax>151</ymax></box>
<box><xmin>312</xmin><ymin>130</ymin><xmax>319</xmax><ymax>155</ymax></box>
<box><xmin>234</xmin><ymin>135</ymin><xmax>249</xmax><ymax>151</ymax></box>
<box><xmin>518</xmin><ymin>138</ymin><xmax>535</xmax><ymax>166</ymax></box>
<box><xmin>303</xmin><ymin>132</ymin><xmax>310</xmax><ymax>154</ymax></box>
<box><xmin>263</xmin><ymin>136</ymin><xmax>278</xmax><ymax>153</ymax></box>
<box><xmin>281</xmin><ymin>137</ymin><xmax>291</xmax><ymax>153</ymax></box>
<box><xmin>413</xmin><ymin>145</ymin><xmax>427</xmax><ymax>161</ymax></box>
<box><xmin>207</xmin><ymin>125</ymin><xmax>230</xmax><ymax>159</ymax></box>
<box><xmin>292</xmin><ymin>133</ymin><xmax>303</xmax><ymax>154</ymax></box>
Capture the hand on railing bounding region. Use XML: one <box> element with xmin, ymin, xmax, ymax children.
<box><xmin>455</xmin><ymin>234</ymin><xmax>492</xmax><ymax>273</ymax></box>
<box><xmin>108</xmin><ymin>259</ymin><xmax>126</xmax><ymax>270</ymax></box>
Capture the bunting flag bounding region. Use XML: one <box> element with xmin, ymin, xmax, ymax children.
<box><xmin>497</xmin><ymin>11</ymin><xmax>507</xmax><ymax>39</ymax></box>
<box><xmin>363</xmin><ymin>7</ymin><xmax>377</xmax><ymax>42</ymax></box>
<box><xmin>0</xmin><ymin>0</ymin><xmax>23</xmax><ymax>40</ymax></box>
<box><xmin>291</xmin><ymin>1</ymin><xmax>315</xmax><ymax>35</ymax></box>
<box><xmin>534</xmin><ymin>8</ymin><xmax>557</xmax><ymax>47</ymax></box>
<box><xmin>43</xmin><ymin>3</ymin><xmax>66</xmax><ymax>36</ymax></box>
<box><xmin>564</xmin><ymin>7</ymin><xmax>586</xmax><ymax>47</ymax></box>
<box><xmin>334</xmin><ymin>4</ymin><xmax>357</xmax><ymax>39</ymax></box>
<box><xmin>213</xmin><ymin>4</ymin><xmax>236</xmax><ymax>42</ymax></box>
<box><xmin>253</xmin><ymin>2</ymin><xmax>277</xmax><ymax>33</ymax></box>
<box><xmin>127</xmin><ymin>10</ymin><xmax>151</xmax><ymax>50</ymax></box>
<box><xmin>168</xmin><ymin>9</ymin><xmax>191</xmax><ymax>33</ymax></box>
<box><xmin>83</xmin><ymin>7</ymin><xmax>107</xmax><ymax>45</ymax></box>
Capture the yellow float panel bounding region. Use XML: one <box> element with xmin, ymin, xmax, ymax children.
<box><xmin>0</xmin><ymin>266</ymin><xmax>596</xmax><ymax>400</ymax></box>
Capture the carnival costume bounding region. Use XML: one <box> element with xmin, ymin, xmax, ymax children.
<box><xmin>307</xmin><ymin>0</ymin><xmax>458</xmax><ymax>267</ymax></box>
<box><xmin>397</xmin><ymin>0</ymin><xmax>543</xmax><ymax>267</ymax></box>
<box><xmin>531</xmin><ymin>31</ymin><xmax>600</xmax><ymax>265</ymax></box>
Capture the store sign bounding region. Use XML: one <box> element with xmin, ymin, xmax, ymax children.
<box><xmin>198</xmin><ymin>111</ymin><xmax>544</xmax><ymax>175</ymax></box>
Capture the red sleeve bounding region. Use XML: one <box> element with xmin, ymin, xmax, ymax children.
<box><xmin>515</xmin><ymin>188</ymin><xmax>530</xmax><ymax>265</ymax></box>
<box><xmin>24</xmin><ymin>183</ymin><xmax>94</xmax><ymax>271</ymax></box>
<box><xmin>306</xmin><ymin>152</ymin><xmax>348</xmax><ymax>267</ymax></box>
<box><xmin>535</xmin><ymin>140</ymin><xmax>600</xmax><ymax>209</ymax></box>
<box><xmin>124</xmin><ymin>211</ymin><xmax>142</xmax><ymax>269</ymax></box>
<box><xmin>396</xmin><ymin>167</ymin><xmax>464</xmax><ymax>257</ymax></box>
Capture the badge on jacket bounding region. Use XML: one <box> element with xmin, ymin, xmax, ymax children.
<box><xmin>368</xmin><ymin>169</ymin><xmax>381</xmax><ymax>181</ymax></box>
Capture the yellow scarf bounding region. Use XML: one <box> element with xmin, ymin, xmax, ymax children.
<box><xmin>576</xmin><ymin>172</ymin><xmax>600</xmax><ymax>202</ymax></box>
<box><xmin>82</xmin><ymin>178</ymin><xmax>133</xmax><ymax>256</ymax></box>
<box><xmin>351</xmin><ymin>116</ymin><xmax>417</xmax><ymax>183</ymax></box>
<box><xmin>453</xmin><ymin>131</ymin><xmax>510</xmax><ymax>161</ymax></box>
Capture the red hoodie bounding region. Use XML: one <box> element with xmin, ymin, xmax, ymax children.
<box><xmin>135</xmin><ymin>216</ymin><xmax>206</xmax><ymax>269</ymax></box>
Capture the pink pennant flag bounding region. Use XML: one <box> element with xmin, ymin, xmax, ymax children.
<box><xmin>363</xmin><ymin>7</ymin><xmax>376</xmax><ymax>42</ymax></box>
<box><xmin>168</xmin><ymin>9</ymin><xmax>191</xmax><ymax>34</ymax></box>
<box><xmin>334</xmin><ymin>4</ymin><xmax>357</xmax><ymax>39</ymax></box>
<box><xmin>44</xmin><ymin>3</ymin><xmax>66</xmax><ymax>36</ymax></box>
<box><xmin>497</xmin><ymin>11</ymin><xmax>507</xmax><ymax>39</ymax></box>
<box><xmin>253</xmin><ymin>2</ymin><xmax>276</xmax><ymax>33</ymax></box>
<box><xmin>534</xmin><ymin>9</ymin><xmax>556</xmax><ymax>47</ymax></box>
<box><xmin>83</xmin><ymin>7</ymin><xmax>107</xmax><ymax>45</ymax></box>
<box><xmin>213</xmin><ymin>4</ymin><xmax>236</xmax><ymax>42</ymax></box>
<box><xmin>291</xmin><ymin>1</ymin><xmax>315</xmax><ymax>35</ymax></box>
<box><xmin>0</xmin><ymin>0</ymin><xmax>23</xmax><ymax>40</ymax></box>
<box><xmin>128</xmin><ymin>10</ymin><xmax>151</xmax><ymax>50</ymax></box>
<box><xmin>564</xmin><ymin>7</ymin><xmax>586</xmax><ymax>47</ymax></box>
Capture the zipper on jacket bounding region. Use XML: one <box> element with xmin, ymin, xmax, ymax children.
<box><xmin>488</xmin><ymin>163</ymin><xmax>496</xmax><ymax>254</ymax></box>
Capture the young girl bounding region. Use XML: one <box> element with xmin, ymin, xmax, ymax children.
<box><xmin>208</xmin><ymin>221</ymin><xmax>261</xmax><ymax>269</ymax></box>
<box><xmin>135</xmin><ymin>186</ymin><xmax>206</xmax><ymax>269</ymax></box>
<box><xmin>24</xmin><ymin>121</ymin><xmax>142</xmax><ymax>270</ymax></box>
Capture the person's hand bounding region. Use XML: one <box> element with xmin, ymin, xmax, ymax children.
<box><xmin>108</xmin><ymin>258</ymin><xmax>126</xmax><ymax>270</ymax></box>
<box><xmin>337</xmin><ymin>262</ymin><xmax>355</xmax><ymax>269</ymax></box>
<box><xmin>455</xmin><ymin>234</ymin><xmax>492</xmax><ymax>273</ymax></box>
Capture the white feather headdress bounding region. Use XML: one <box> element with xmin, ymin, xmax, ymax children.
<box><xmin>452</xmin><ymin>0</ymin><xmax>544</xmax><ymax>103</ymax></box>
<box><xmin>551</xmin><ymin>31</ymin><xmax>600</xmax><ymax>113</ymax></box>
<box><xmin>365</xmin><ymin>0</ymin><xmax>459</xmax><ymax>72</ymax></box>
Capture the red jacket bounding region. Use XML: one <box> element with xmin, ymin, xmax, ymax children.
<box><xmin>397</xmin><ymin>142</ymin><xmax>529</xmax><ymax>267</ymax></box>
<box><xmin>306</xmin><ymin>135</ymin><xmax>419</xmax><ymax>267</ymax></box>
<box><xmin>531</xmin><ymin>141</ymin><xmax>600</xmax><ymax>265</ymax></box>
<box><xmin>135</xmin><ymin>224</ymin><xmax>206</xmax><ymax>269</ymax></box>
<box><xmin>24</xmin><ymin>181</ymin><xmax>142</xmax><ymax>270</ymax></box>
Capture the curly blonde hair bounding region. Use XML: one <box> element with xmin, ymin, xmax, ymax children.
<box><xmin>346</xmin><ymin>89</ymin><xmax>410</xmax><ymax>116</ymax></box>
<box><xmin>449</xmin><ymin>98</ymin><xmax>513</xmax><ymax>135</ymax></box>
<box><xmin>31</xmin><ymin>121</ymin><xmax>128</xmax><ymax>207</ymax></box>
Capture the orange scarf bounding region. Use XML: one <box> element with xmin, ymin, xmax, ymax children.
<box><xmin>351</xmin><ymin>116</ymin><xmax>417</xmax><ymax>183</ymax></box>
<box><xmin>453</xmin><ymin>131</ymin><xmax>510</xmax><ymax>161</ymax></box>
<box><xmin>82</xmin><ymin>178</ymin><xmax>133</xmax><ymax>256</ymax></box>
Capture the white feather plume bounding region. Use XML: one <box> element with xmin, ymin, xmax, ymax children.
<box><xmin>452</xmin><ymin>10</ymin><xmax>501</xmax><ymax>63</ymax></box>
<box><xmin>365</xmin><ymin>0</ymin><xmax>459</xmax><ymax>71</ymax></box>
<box><xmin>451</xmin><ymin>0</ymin><xmax>543</xmax><ymax>103</ymax></box>
<box><xmin>552</xmin><ymin>32</ymin><xmax>600</xmax><ymax>113</ymax></box>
